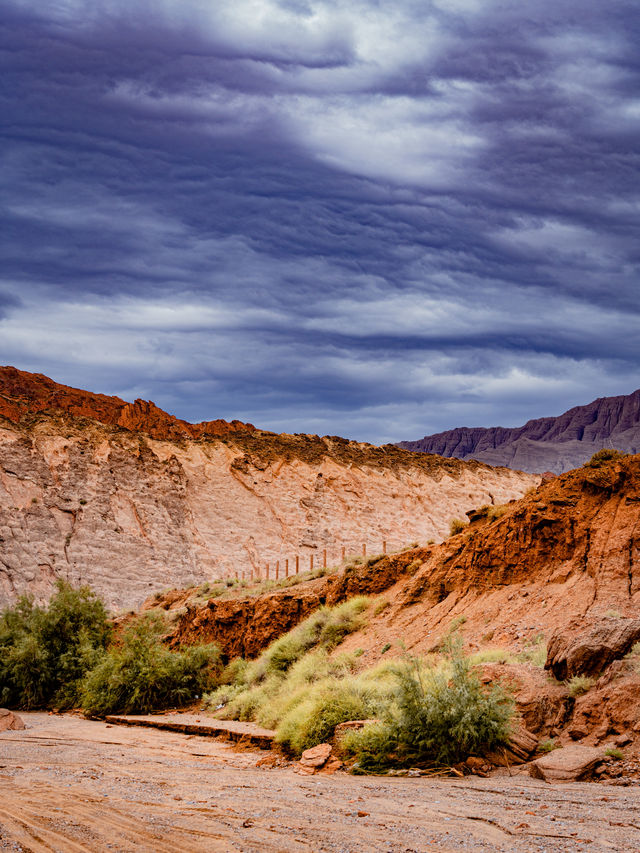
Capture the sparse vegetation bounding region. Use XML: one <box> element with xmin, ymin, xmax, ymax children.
<box><xmin>566</xmin><ymin>675</ymin><xmax>595</xmax><ymax>697</ymax></box>
<box><xmin>373</xmin><ymin>598</ymin><xmax>390</xmax><ymax>617</ymax></box>
<box><xmin>486</xmin><ymin>504</ymin><xmax>509</xmax><ymax>521</ymax></box>
<box><xmin>605</xmin><ymin>747</ymin><xmax>623</xmax><ymax>760</ymax></box>
<box><xmin>605</xmin><ymin>609</ymin><xmax>622</xmax><ymax>619</ymax></box>
<box><xmin>538</xmin><ymin>739</ymin><xmax>561</xmax><ymax>753</ymax></box>
<box><xmin>449</xmin><ymin>518</ymin><xmax>468</xmax><ymax>536</ymax></box>
<box><xmin>381</xmin><ymin>642</ymin><xmax>392</xmax><ymax>654</ymax></box>
<box><xmin>586</xmin><ymin>448</ymin><xmax>625</xmax><ymax>468</ymax></box>
<box><xmin>469</xmin><ymin>647</ymin><xmax>515</xmax><ymax>666</ymax></box>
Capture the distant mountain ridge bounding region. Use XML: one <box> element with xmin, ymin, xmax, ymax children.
<box><xmin>399</xmin><ymin>389</ymin><xmax>640</xmax><ymax>474</ymax></box>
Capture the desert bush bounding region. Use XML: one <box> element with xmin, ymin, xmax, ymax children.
<box><xmin>0</xmin><ymin>580</ymin><xmax>111</xmax><ymax>710</ymax></box>
<box><xmin>81</xmin><ymin>614</ymin><xmax>220</xmax><ymax>716</ymax></box>
<box><xmin>517</xmin><ymin>638</ymin><xmax>547</xmax><ymax>667</ymax></box>
<box><xmin>586</xmin><ymin>448</ymin><xmax>625</xmax><ymax>468</ymax></box>
<box><xmin>343</xmin><ymin>639</ymin><xmax>513</xmax><ymax>771</ymax></box>
<box><xmin>566</xmin><ymin>675</ymin><xmax>595</xmax><ymax>697</ymax></box>
<box><xmin>373</xmin><ymin>598</ymin><xmax>390</xmax><ymax>617</ymax></box>
<box><xmin>449</xmin><ymin>518</ymin><xmax>467</xmax><ymax>536</ymax></box>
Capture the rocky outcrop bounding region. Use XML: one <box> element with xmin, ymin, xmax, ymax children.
<box><xmin>529</xmin><ymin>745</ymin><xmax>604</xmax><ymax>782</ymax></box>
<box><xmin>545</xmin><ymin>618</ymin><xmax>640</xmax><ymax>680</ymax></box>
<box><xmin>0</xmin><ymin>368</ymin><xmax>536</xmax><ymax>610</ymax></box>
<box><xmin>0</xmin><ymin>709</ymin><xmax>25</xmax><ymax>732</ymax></box>
<box><xmin>400</xmin><ymin>389</ymin><xmax>640</xmax><ymax>473</ymax></box>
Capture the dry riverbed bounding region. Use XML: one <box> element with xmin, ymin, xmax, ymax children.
<box><xmin>1</xmin><ymin>713</ymin><xmax>639</xmax><ymax>853</ymax></box>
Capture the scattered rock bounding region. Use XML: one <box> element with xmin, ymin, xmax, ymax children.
<box><xmin>546</xmin><ymin>618</ymin><xmax>640</xmax><ymax>680</ymax></box>
<box><xmin>0</xmin><ymin>709</ymin><xmax>25</xmax><ymax>732</ymax></box>
<box><xmin>529</xmin><ymin>745</ymin><xmax>603</xmax><ymax>782</ymax></box>
<box><xmin>296</xmin><ymin>743</ymin><xmax>332</xmax><ymax>774</ymax></box>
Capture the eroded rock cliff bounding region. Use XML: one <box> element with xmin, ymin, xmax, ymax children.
<box><xmin>400</xmin><ymin>389</ymin><xmax>640</xmax><ymax>473</ymax></box>
<box><xmin>0</xmin><ymin>368</ymin><xmax>535</xmax><ymax>609</ymax></box>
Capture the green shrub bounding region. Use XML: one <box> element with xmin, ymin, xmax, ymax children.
<box><xmin>605</xmin><ymin>747</ymin><xmax>623</xmax><ymax>760</ymax></box>
<box><xmin>381</xmin><ymin>642</ymin><xmax>392</xmax><ymax>654</ymax></box>
<box><xmin>566</xmin><ymin>675</ymin><xmax>595</xmax><ymax>697</ymax></box>
<box><xmin>81</xmin><ymin>614</ymin><xmax>220</xmax><ymax>716</ymax></box>
<box><xmin>0</xmin><ymin>581</ymin><xmax>111</xmax><ymax>710</ymax></box>
<box><xmin>517</xmin><ymin>639</ymin><xmax>547</xmax><ymax>667</ymax></box>
<box><xmin>449</xmin><ymin>518</ymin><xmax>467</xmax><ymax>537</ymax></box>
<box><xmin>538</xmin><ymin>739</ymin><xmax>560</xmax><ymax>753</ymax></box>
<box><xmin>469</xmin><ymin>648</ymin><xmax>515</xmax><ymax>666</ymax></box>
<box><xmin>586</xmin><ymin>448</ymin><xmax>624</xmax><ymax>468</ymax></box>
<box><xmin>343</xmin><ymin>640</ymin><xmax>513</xmax><ymax>771</ymax></box>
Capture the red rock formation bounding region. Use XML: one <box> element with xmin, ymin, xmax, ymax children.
<box><xmin>0</xmin><ymin>365</ymin><xmax>255</xmax><ymax>441</ymax></box>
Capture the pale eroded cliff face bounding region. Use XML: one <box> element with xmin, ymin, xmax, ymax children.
<box><xmin>0</xmin><ymin>416</ymin><xmax>536</xmax><ymax>610</ymax></box>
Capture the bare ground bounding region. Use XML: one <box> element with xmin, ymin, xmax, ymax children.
<box><xmin>1</xmin><ymin>714</ymin><xmax>639</xmax><ymax>853</ymax></box>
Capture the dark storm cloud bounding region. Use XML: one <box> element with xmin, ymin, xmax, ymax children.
<box><xmin>0</xmin><ymin>0</ymin><xmax>639</xmax><ymax>442</ymax></box>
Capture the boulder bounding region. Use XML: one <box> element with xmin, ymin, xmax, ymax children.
<box><xmin>0</xmin><ymin>709</ymin><xmax>25</xmax><ymax>732</ymax></box>
<box><xmin>484</xmin><ymin>726</ymin><xmax>538</xmax><ymax>766</ymax></box>
<box><xmin>529</xmin><ymin>745</ymin><xmax>603</xmax><ymax>782</ymax></box>
<box><xmin>297</xmin><ymin>743</ymin><xmax>332</xmax><ymax>774</ymax></box>
<box><xmin>545</xmin><ymin>618</ymin><xmax>640</xmax><ymax>680</ymax></box>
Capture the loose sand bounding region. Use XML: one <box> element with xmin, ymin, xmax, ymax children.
<box><xmin>1</xmin><ymin>713</ymin><xmax>638</xmax><ymax>852</ymax></box>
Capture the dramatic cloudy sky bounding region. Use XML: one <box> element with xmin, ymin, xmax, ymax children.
<box><xmin>1</xmin><ymin>0</ymin><xmax>639</xmax><ymax>442</ymax></box>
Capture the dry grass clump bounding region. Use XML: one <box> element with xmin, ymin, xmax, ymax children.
<box><xmin>449</xmin><ymin>518</ymin><xmax>468</xmax><ymax>536</ymax></box>
<box><xmin>566</xmin><ymin>675</ymin><xmax>595</xmax><ymax>697</ymax></box>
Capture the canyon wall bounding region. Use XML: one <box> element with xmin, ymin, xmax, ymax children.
<box><xmin>400</xmin><ymin>389</ymin><xmax>640</xmax><ymax>473</ymax></box>
<box><xmin>0</xmin><ymin>368</ymin><xmax>536</xmax><ymax>610</ymax></box>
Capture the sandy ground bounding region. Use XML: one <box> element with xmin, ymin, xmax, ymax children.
<box><xmin>1</xmin><ymin>714</ymin><xmax>639</xmax><ymax>853</ymax></box>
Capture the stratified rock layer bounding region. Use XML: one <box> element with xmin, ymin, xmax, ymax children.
<box><xmin>0</xmin><ymin>367</ymin><xmax>535</xmax><ymax>609</ymax></box>
<box><xmin>400</xmin><ymin>389</ymin><xmax>640</xmax><ymax>473</ymax></box>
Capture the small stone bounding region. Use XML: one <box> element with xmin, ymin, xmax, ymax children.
<box><xmin>357</xmin><ymin>811</ymin><xmax>369</xmax><ymax>818</ymax></box>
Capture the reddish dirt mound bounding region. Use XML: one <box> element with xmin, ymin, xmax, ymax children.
<box><xmin>0</xmin><ymin>365</ymin><xmax>255</xmax><ymax>441</ymax></box>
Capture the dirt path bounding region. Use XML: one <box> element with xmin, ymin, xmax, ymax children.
<box><xmin>1</xmin><ymin>714</ymin><xmax>638</xmax><ymax>853</ymax></box>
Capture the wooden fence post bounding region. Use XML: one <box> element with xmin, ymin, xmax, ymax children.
<box><xmin>296</xmin><ymin>555</ymin><xmax>299</xmax><ymax>574</ymax></box>
<box><xmin>323</xmin><ymin>549</ymin><xmax>327</xmax><ymax>569</ymax></box>
<box><xmin>276</xmin><ymin>560</ymin><xmax>279</xmax><ymax>580</ymax></box>
<box><xmin>341</xmin><ymin>546</ymin><xmax>345</xmax><ymax>561</ymax></box>
<box><xmin>382</xmin><ymin>540</ymin><xmax>387</xmax><ymax>555</ymax></box>
<box><xmin>266</xmin><ymin>563</ymin><xmax>269</xmax><ymax>580</ymax></box>
<box><xmin>362</xmin><ymin>543</ymin><xmax>366</xmax><ymax>557</ymax></box>
<box><xmin>310</xmin><ymin>554</ymin><xmax>314</xmax><ymax>572</ymax></box>
<box><xmin>285</xmin><ymin>559</ymin><xmax>289</xmax><ymax>577</ymax></box>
